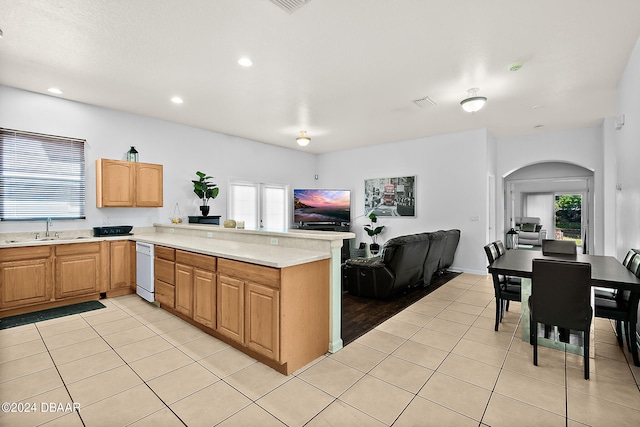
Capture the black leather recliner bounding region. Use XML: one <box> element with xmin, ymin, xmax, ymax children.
<box><xmin>422</xmin><ymin>230</ymin><xmax>447</xmax><ymax>287</ymax></box>
<box><xmin>342</xmin><ymin>234</ymin><xmax>430</xmax><ymax>298</ymax></box>
<box><xmin>343</xmin><ymin>230</ymin><xmax>460</xmax><ymax>298</ymax></box>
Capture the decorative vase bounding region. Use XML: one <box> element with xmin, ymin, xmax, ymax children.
<box><xmin>369</xmin><ymin>243</ymin><xmax>380</xmax><ymax>255</ymax></box>
<box><xmin>199</xmin><ymin>205</ymin><xmax>210</xmax><ymax>217</ymax></box>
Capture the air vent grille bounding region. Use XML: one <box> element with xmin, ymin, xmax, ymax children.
<box><xmin>269</xmin><ymin>0</ymin><xmax>312</xmax><ymax>14</ymax></box>
<box><xmin>413</xmin><ymin>96</ymin><xmax>437</xmax><ymax>109</ymax></box>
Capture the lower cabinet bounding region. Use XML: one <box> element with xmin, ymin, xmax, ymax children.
<box><xmin>154</xmin><ymin>246</ymin><xmax>175</xmax><ymax>307</ymax></box>
<box><xmin>217</xmin><ymin>274</ymin><xmax>245</xmax><ymax>343</ymax></box>
<box><xmin>174</xmin><ymin>250</ymin><xmax>217</xmax><ymax>326</ymax></box>
<box><xmin>0</xmin><ymin>246</ymin><xmax>53</xmax><ymax>309</ymax></box>
<box><xmin>217</xmin><ymin>259</ymin><xmax>281</xmax><ymax>361</ymax></box>
<box><xmin>109</xmin><ymin>241</ymin><xmax>131</xmax><ymax>291</ymax></box>
<box><xmin>55</xmin><ymin>242</ymin><xmax>101</xmax><ymax>299</ymax></box>
<box><xmin>245</xmin><ymin>282</ymin><xmax>280</xmax><ymax>360</ymax></box>
<box><xmin>193</xmin><ymin>268</ymin><xmax>216</xmax><ymax>328</ymax></box>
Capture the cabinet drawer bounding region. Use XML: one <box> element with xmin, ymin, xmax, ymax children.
<box><xmin>218</xmin><ymin>258</ymin><xmax>280</xmax><ymax>289</ymax></box>
<box><xmin>155</xmin><ymin>279</ymin><xmax>174</xmax><ymax>307</ymax></box>
<box><xmin>55</xmin><ymin>242</ymin><xmax>101</xmax><ymax>256</ymax></box>
<box><xmin>0</xmin><ymin>246</ymin><xmax>52</xmax><ymax>262</ymax></box>
<box><xmin>155</xmin><ymin>257</ymin><xmax>175</xmax><ymax>284</ymax></box>
<box><xmin>176</xmin><ymin>250</ymin><xmax>216</xmax><ymax>271</ymax></box>
<box><xmin>155</xmin><ymin>245</ymin><xmax>175</xmax><ymax>261</ymax></box>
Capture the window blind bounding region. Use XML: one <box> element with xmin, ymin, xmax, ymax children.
<box><xmin>0</xmin><ymin>128</ymin><xmax>86</xmax><ymax>220</ymax></box>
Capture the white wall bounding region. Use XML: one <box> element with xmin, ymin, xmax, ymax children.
<box><xmin>496</xmin><ymin>126</ymin><xmax>606</xmax><ymax>254</ymax></box>
<box><xmin>316</xmin><ymin>129</ymin><xmax>491</xmax><ymax>274</ymax></box>
<box><xmin>0</xmin><ymin>85</ymin><xmax>318</xmax><ymax>234</ymax></box>
<box><xmin>616</xmin><ymin>37</ymin><xmax>640</xmax><ymax>258</ymax></box>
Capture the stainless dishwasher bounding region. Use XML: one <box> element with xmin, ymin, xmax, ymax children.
<box><xmin>136</xmin><ymin>242</ymin><xmax>155</xmax><ymax>302</ymax></box>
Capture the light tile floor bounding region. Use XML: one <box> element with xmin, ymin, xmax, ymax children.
<box><xmin>1</xmin><ymin>273</ymin><xmax>639</xmax><ymax>426</ymax></box>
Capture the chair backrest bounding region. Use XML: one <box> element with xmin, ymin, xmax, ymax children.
<box><xmin>495</xmin><ymin>240</ymin><xmax>506</xmax><ymax>256</ymax></box>
<box><xmin>622</xmin><ymin>249</ymin><xmax>636</xmax><ymax>268</ymax></box>
<box><xmin>484</xmin><ymin>242</ymin><xmax>500</xmax><ymax>264</ymax></box>
<box><xmin>542</xmin><ymin>239</ymin><xmax>577</xmax><ymax>256</ymax></box>
<box><xmin>530</xmin><ymin>259</ymin><xmax>592</xmax><ymax>330</ymax></box>
<box><xmin>627</xmin><ymin>253</ymin><xmax>640</xmax><ymax>276</ymax></box>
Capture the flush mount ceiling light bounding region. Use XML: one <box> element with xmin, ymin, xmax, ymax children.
<box><xmin>238</xmin><ymin>57</ymin><xmax>253</xmax><ymax>67</ymax></box>
<box><xmin>460</xmin><ymin>88</ymin><xmax>487</xmax><ymax>113</ymax></box>
<box><xmin>296</xmin><ymin>131</ymin><xmax>310</xmax><ymax>146</ymax></box>
<box><xmin>171</xmin><ymin>96</ymin><xmax>184</xmax><ymax>104</ymax></box>
<box><xmin>47</xmin><ymin>87</ymin><xmax>63</xmax><ymax>95</ymax></box>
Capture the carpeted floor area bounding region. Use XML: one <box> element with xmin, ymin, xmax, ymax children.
<box><xmin>341</xmin><ymin>271</ymin><xmax>460</xmax><ymax>346</ymax></box>
<box><xmin>0</xmin><ymin>300</ymin><xmax>106</xmax><ymax>330</ymax></box>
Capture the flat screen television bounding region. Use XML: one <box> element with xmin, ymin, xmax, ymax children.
<box><xmin>294</xmin><ymin>189</ymin><xmax>351</xmax><ymax>224</ymax></box>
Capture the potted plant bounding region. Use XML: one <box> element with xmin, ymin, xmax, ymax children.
<box><xmin>364</xmin><ymin>212</ymin><xmax>385</xmax><ymax>255</ymax></box>
<box><xmin>192</xmin><ymin>171</ymin><xmax>219</xmax><ymax>217</ymax></box>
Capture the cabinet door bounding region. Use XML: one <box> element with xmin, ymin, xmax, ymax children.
<box><xmin>55</xmin><ymin>253</ymin><xmax>101</xmax><ymax>298</ymax></box>
<box><xmin>217</xmin><ymin>274</ymin><xmax>244</xmax><ymax>343</ymax></box>
<box><xmin>110</xmin><ymin>241</ymin><xmax>130</xmax><ymax>290</ymax></box>
<box><xmin>175</xmin><ymin>263</ymin><xmax>193</xmax><ymax>316</ymax></box>
<box><xmin>193</xmin><ymin>268</ymin><xmax>216</xmax><ymax>328</ymax></box>
<box><xmin>96</xmin><ymin>159</ymin><xmax>135</xmax><ymax>207</ymax></box>
<box><xmin>245</xmin><ymin>282</ymin><xmax>280</xmax><ymax>360</ymax></box>
<box><xmin>0</xmin><ymin>258</ymin><xmax>53</xmax><ymax>308</ymax></box>
<box><xmin>135</xmin><ymin>163</ymin><xmax>163</xmax><ymax>207</ymax></box>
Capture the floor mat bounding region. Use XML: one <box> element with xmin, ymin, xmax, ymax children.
<box><xmin>341</xmin><ymin>272</ymin><xmax>460</xmax><ymax>346</ymax></box>
<box><xmin>0</xmin><ymin>300</ymin><xmax>106</xmax><ymax>330</ymax></box>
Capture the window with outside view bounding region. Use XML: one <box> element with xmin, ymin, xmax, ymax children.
<box><xmin>554</xmin><ymin>194</ymin><xmax>582</xmax><ymax>245</ymax></box>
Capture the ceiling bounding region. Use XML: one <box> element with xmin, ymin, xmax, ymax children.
<box><xmin>1</xmin><ymin>1</ymin><xmax>640</xmax><ymax>154</ymax></box>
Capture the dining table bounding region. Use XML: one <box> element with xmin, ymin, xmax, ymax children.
<box><xmin>488</xmin><ymin>249</ymin><xmax>640</xmax><ymax>365</ymax></box>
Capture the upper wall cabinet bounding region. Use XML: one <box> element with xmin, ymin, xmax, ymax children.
<box><xmin>96</xmin><ymin>159</ymin><xmax>163</xmax><ymax>207</ymax></box>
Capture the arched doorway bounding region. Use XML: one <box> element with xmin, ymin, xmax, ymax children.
<box><xmin>504</xmin><ymin>162</ymin><xmax>594</xmax><ymax>254</ymax></box>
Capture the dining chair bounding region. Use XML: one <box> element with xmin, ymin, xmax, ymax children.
<box><xmin>595</xmin><ymin>249</ymin><xmax>637</xmax><ymax>300</ymax></box>
<box><xmin>541</xmin><ymin>239</ymin><xmax>577</xmax><ymax>255</ymax></box>
<box><xmin>484</xmin><ymin>242</ymin><xmax>521</xmax><ymax>331</ymax></box>
<box><xmin>529</xmin><ymin>259</ymin><xmax>592</xmax><ymax>379</ymax></box>
<box><xmin>594</xmin><ymin>249</ymin><xmax>640</xmax><ymax>366</ymax></box>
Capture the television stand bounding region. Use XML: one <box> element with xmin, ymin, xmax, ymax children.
<box><xmin>297</xmin><ymin>223</ymin><xmax>350</xmax><ymax>232</ymax></box>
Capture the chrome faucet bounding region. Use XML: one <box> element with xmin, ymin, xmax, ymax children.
<box><xmin>45</xmin><ymin>217</ymin><xmax>52</xmax><ymax>238</ymax></box>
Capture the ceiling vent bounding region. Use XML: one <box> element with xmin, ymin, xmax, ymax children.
<box><xmin>413</xmin><ymin>96</ymin><xmax>437</xmax><ymax>109</ymax></box>
<box><xmin>269</xmin><ymin>0</ymin><xmax>312</xmax><ymax>14</ymax></box>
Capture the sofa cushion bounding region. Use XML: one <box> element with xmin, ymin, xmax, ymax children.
<box><xmin>521</xmin><ymin>223</ymin><xmax>536</xmax><ymax>232</ymax></box>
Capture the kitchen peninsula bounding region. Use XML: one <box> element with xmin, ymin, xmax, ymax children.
<box><xmin>133</xmin><ymin>223</ymin><xmax>354</xmax><ymax>374</ymax></box>
<box><xmin>0</xmin><ymin>224</ymin><xmax>354</xmax><ymax>375</ymax></box>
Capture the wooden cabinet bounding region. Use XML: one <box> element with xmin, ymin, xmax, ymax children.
<box><xmin>217</xmin><ymin>258</ymin><xmax>280</xmax><ymax>360</ymax></box>
<box><xmin>217</xmin><ymin>274</ymin><xmax>244</xmax><ymax>343</ymax></box>
<box><xmin>174</xmin><ymin>250</ymin><xmax>217</xmax><ymax>325</ymax></box>
<box><xmin>245</xmin><ymin>282</ymin><xmax>280</xmax><ymax>360</ymax></box>
<box><xmin>154</xmin><ymin>246</ymin><xmax>175</xmax><ymax>308</ymax></box>
<box><xmin>55</xmin><ymin>242</ymin><xmax>102</xmax><ymax>299</ymax></box>
<box><xmin>193</xmin><ymin>268</ymin><xmax>216</xmax><ymax>328</ymax></box>
<box><xmin>135</xmin><ymin>163</ymin><xmax>163</xmax><ymax>207</ymax></box>
<box><xmin>109</xmin><ymin>241</ymin><xmax>131</xmax><ymax>291</ymax></box>
<box><xmin>0</xmin><ymin>246</ymin><xmax>53</xmax><ymax>309</ymax></box>
<box><xmin>96</xmin><ymin>159</ymin><xmax>163</xmax><ymax>207</ymax></box>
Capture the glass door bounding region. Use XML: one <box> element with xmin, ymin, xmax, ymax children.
<box><xmin>554</xmin><ymin>193</ymin><xmax>584</xmax><ymax>250</ymax></box>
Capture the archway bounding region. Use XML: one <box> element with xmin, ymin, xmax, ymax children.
<box><xmin>504</xmin><ymin>162</ymin><xmax>595</xmax><ymax>253</ymax></box>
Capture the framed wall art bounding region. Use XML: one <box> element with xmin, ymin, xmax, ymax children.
<box><xmin>364</xmin><ymin>176</ymin><xmax>415</xmax><ymax>217</ymax></box>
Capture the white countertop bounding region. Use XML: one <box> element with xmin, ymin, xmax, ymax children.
<box><xmin>132</xmin><ymin>232</ymin><xmax>330</xmax><ymax>268</ymax></box>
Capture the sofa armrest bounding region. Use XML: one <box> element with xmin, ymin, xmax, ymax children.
<box><xmin>538</xmin><ymin>229</ymin><xmax>547</xmax><ymax>245</ymax></box>
<box><xmin>345</xmin><ymin>256</ymin><xmax>385</xmax><ymax>269</ymax></box>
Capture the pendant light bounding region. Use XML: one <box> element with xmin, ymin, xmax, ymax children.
<box><xmin>296</xmin><ymin>131</ymin><xmax>310</xmax><ymax>146</ymax></box>
<box><xmin>460</xmin><ymin>88</ymin><xmax>487</xmax><ymax>113</ymax></box>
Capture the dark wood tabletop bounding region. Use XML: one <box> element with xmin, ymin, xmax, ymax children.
<box><xmin>488</xmin><ymin>249</ymin><xmax>640</xmax><ymax>291</ymax></box>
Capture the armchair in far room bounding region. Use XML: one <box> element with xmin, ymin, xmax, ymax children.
<box><xmin>515</xmin><ymin>216</ymin><xmax>547</xmax><ymax>246</ymax></box>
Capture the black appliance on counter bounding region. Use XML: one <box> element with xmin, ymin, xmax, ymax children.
<box><xmin>93</xmin><ymin>225</ymin><xmax>133</xmax><ymax>237</ymax></box>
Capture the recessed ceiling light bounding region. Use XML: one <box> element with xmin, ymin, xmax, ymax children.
<box><xmin>531</xmin><ymin>105</ymin><xmax>543</xmax><ymax>110</ymax></box>
<box><xmin>534</xmin><ymin>124</ymin><xmax>544</xmax><ymax>129</ymax></box>
<box><xmin>238</xmin><ymin>57</ymin><xmax>253</xmax><ymax>67</ymax></box>
<box><xmin>47</xmin><ymin>87</ymin><xmax>63</xmax><ymax>95</ymax></box>
<box><xmin>171</xmin><ymin>96</ymin><xmax>184</xmax><ymax>104</ymax></box>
